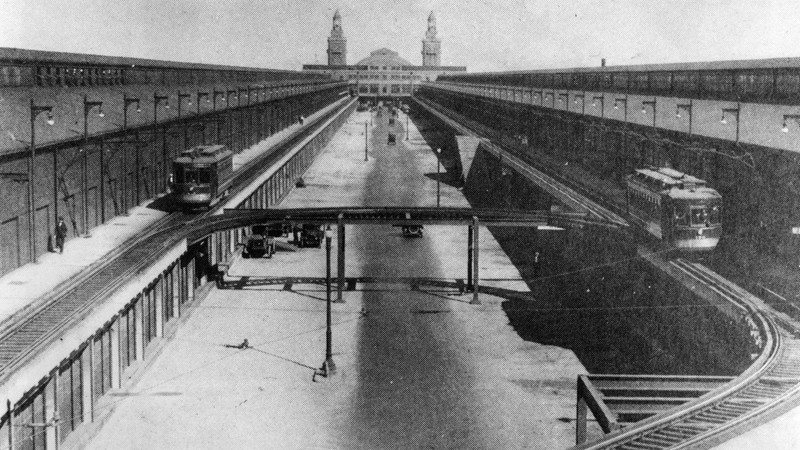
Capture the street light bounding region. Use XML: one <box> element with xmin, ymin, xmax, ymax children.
<box><xmin>28</xmin><ymin>100</ymin><xmax>54</xmax><ymax>262</ymax></box>
<box><xmin>83</xmin><ymin>96</ymin><xmax>104</xmax><ymax>233</ymax></box>
<box><xmin>364</xmin><ymin>121</ymin><xmax>369</xmax><ymax>161</ymax></box>
<box><xmin>720</xmin><ymin>104</ymin><xmax>741</xmax><ymax>142</ymax></box>
<box><xmin>436</xmin><ymin>148</ymin><xmax>442</xmax><ymax>207</ymax></box>
<box><xmin>320</xmin><ymin>225</ymin><xmax>336</xmax><ymax>377</ymax></box>
<box><xmin>121</xmin><ymin>94</ymin><xmax>141</xmax><ymax>213</ymax></box>
<box><xmin>154</xmin><ymin>93</ymin><xmax>170</xmax><ymax>196</ymax></box>
<box><xmin>406</xmin><ymin>109</ymin><xmax>409</xmax><ymax>140</ymax></box>
<box><xmin>676</xmin><ymin>102</ymin><xmax>693</xmax><ymax>135</ymax></box>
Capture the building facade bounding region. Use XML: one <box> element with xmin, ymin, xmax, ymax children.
<box><xmin>304</xmin><ymin>11</ymin><xmax>465</xmax><ymax>98</ymax></box>
<box><xmin>422</xmin><ymin>11</ymin><xmax>441</xmax><ymax>67</ymax></box>
<box><xmin>327</xmin><ymin>10</ymin><xmax>347</xmax><ymax>66</ymax></box>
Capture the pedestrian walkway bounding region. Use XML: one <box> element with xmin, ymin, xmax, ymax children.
<box><xmin>0</xmin><ymin>99</ymin><xmax>347</xmax><ymax>326</ymax></box>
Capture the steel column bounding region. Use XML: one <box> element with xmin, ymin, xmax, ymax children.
<box><xmin>337</xmin><ymin>215</ymin><xmax>345</xmax><ymax>303</ymax></box>
<box><xmin>471</xmin><ymin>216</ymin><xmax>480</xmax><ymax>305</ymax></box>
<box><xmin>467</xmin><ymin>225</ymin><xmax>473</xmax><ymax>291</ymax></box>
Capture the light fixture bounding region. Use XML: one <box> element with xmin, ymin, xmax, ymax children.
<box><xmin>782</xmin><ymin>121</ymin><xmax>789</xmax><ymax>133</ymax></box>
<box><xmin>98</xmin><ymin>107</ymin><xmax>105</xmax><ymax>118</ymax></box>
<box><xmin>46</xmin><ymin>112</ymin><xmax>55</xmax><ymax>125</ymax></box>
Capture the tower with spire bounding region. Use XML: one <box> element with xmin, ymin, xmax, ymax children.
<box><xmin>327</xmin><ymin>10</ymin><xmax>347</xmax><ymax>66</ymax></box>
<box><xmin>421</xmin><ymin>11</ymin><xmax>441</xmax><ymax>67</ymax></box>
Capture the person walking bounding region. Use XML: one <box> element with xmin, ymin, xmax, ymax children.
<box><xmin>55</xmin><ymin>217</ymin><xmax>68</xmax><ymax>254</ymax></box>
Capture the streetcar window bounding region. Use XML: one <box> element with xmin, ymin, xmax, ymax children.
<box><xmin>198</xmin><ymin>169</ymin><xmax>211</xmax><ymax>184</ymax></box>
<box><xmin>690</xmin><ymin>206</ymin><xmax>709</xmax><ymax>226</ymax></box>
<box><xmin>709</xmin><ymin>204</ymin><xmax>721</xmax><ymax>225</ymax></box>
<box><xmin>674</xmin><ymin>207</ymin><xmax>689</xmax><ymax>226</ymax></box>
<box><xmin>184</xmin><ymin>169</ymin><xmax>199</xmax><ymax>184</ymax></box>
<box><xmin>174</xmin><ymin>167</ymin><xmax>185</xmax><ymax>183</ymax></box>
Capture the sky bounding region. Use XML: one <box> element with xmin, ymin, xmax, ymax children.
<box><xmin>1</xmin><ymin>0</ymin><xmax>799</xmax><ymax>72</ymax></box>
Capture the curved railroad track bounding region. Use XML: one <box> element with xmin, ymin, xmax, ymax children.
<box><xmin>578</xmin><ymin>259</ymin><xmax>800</xmax><ymax>449</ymax></box>
<box><xmin>0</xmin><ymin>98</ymin><xmax>355</xmax><ymax>384</ymax></box>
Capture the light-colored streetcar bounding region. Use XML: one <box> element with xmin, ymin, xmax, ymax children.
<box><xmin>626</xmin><ymin>167</ymin><xmax>722</xmax><ymax>251</ymax></box>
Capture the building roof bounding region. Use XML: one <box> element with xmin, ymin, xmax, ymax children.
<box><xmin>355</xmin><ymin>48</ymin><xmax>412</xmax><ymax>67</ymax></box>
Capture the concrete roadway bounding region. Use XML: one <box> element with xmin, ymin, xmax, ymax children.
<box><xmin>85</xmin><ymin>108</ymin><xmax>587</xmax><ymax>449</ymax></box>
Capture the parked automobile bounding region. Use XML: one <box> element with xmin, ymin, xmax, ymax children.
<box><xmin>401</xmin><ymin>225</ymin><xmax>423</xmax><ymax>238</ymax></box>
<box><xmin>243</xmin><ymin>225</ymin><xmax>276</xmax><ymax>258</ymax></box>
<box><xmin>299</xmin><ymin>224</ymin><xmax>324</xmax><ymax>248</ymax></box>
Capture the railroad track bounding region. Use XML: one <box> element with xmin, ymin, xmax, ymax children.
<box><xmin>0</xmin><ymin>98</ymin><xmax>354</xmax><ymax>383</ymax></box>
<box><xmin>578</xmin><ymin>259</ymin><xmax>800</xmax><ymax>449</ymax></box>
<box><xmin>415</xmin><ymin>97</ymin><xmax>800</xmax><ymax>448</ymax></box>
<box><xmin>413</xmin><ymin>97</ymin><xmax>627</xmax><ymax>227</ymax></box>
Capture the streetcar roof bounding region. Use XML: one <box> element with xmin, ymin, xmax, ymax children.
<box><xmin>667</xmin><ymin>186</ymin><xmax>722</xmax><ymax>200</ymax></box>
<box><xmin>629</xmin><ymin>167</ymin><xmax>721</xmax><ymax>200</ymax></box>
<box><xmin>174</xmin><ymin>145</ymin><xmax>232</xmax><ymax>164</ymax></box>
<box><xmin>632</xmin><ymin>167</ymin><xmax>708</xmax><ymax>187</ymax></box>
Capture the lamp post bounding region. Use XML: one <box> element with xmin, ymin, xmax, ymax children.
<box><xmin>592</xmin><ymin>96</ymin><xmax>605</xmax><ymax>119</ymax></box>
<box><xmin>321</xmin><ymin>225</ymin><xmax>336</xmax><ymax>376</ymax></box>
<box><xmin>364</xmin><ymin>121</ymin><xmax>369</xmax><ymax>161</ymax></box>
<box><xmin>122</xmin><ymin>94</ymin><xmax>141</xmax><ymax>213</ymax></box>
<box><xmin>436</xmin><ymin>148</ymin><xmax>442</xmax><ymax>207</ymax></box>
<box><xmin>614</xmin><ymin>98</ymin><xmax>628</xmax><ymax>124</ymax></box>
<box><xmin>177</xmin><ymin>91</ymin><xmax>191</xmax><ymax>148</ymax></box>
<box><xmin>213</xmin><ymin>90</ymin><xmax>226</xmax><ymax>143</ymax></box>
<box><xmin>197</xmin><ymin>91</ymin><xmax>209</xmax><ymax>145</ymax></box>
<box><xmin>641</xmin><ymin>99</ymin><xmax>657</xmax><ymax>128</ymax></box>
<box><xmin>153</xmin><ymin>93</ymin><xmax>169</xmax><ymax>198</ymax></box>
<box><xmin>406</xmin><ymin>110</ymin><xmax>409</xmax><ymax>140</ymax></box>
<box><xmin>28</xmin><ymin>100</ymin><xmax>54</xmax><ymax>262</ymax></box>
<box><xmin>676</xmin><ymin>101</ymin><xmax>693</xmax><ymax>135</ymax></box>
<box><xmin>721</xmin><ymin>104</ymin><xmax>741</xmax><ymax>143</ymax></box>
<box><xmin>83</xmin><ymin>96</ymin><xmax>104</xmax><ymax>234</ymax></box>
<box><xmin>227</xmin><ymin>90</ymin><xmax>237</xmax><ymax>147</ymax></box>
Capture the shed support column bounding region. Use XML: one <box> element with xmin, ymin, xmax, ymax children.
<box><xmin>134</xmin><ymin>295</ymin><xmax>145</xmax><ymax>362</ymax></box>
<box><xmin>173</xmin><ymin>263</ymin><xmax>181</xmax><ymax>319</ymax></box>
<box><xmin>471</xmin><ymin>216</ymin><xmax>480</xmax><ymax>305</ymax></box>
<box><xmin>336</xmin><ymin>216</ymin><xmax>345</xmax><ymax>303</ymax></box>
<box><xmin>467</xmin><ymin>225</ymin><xmax>473</xmax><ymax>292</ymax></box>
<box><xmin>82</xmin><ymin>342</ymin><xmax>94</xmax><ymax>422</ymax></box>
<box><xmin>45</xmin><ymin>373</ymin><xmax>58</xmax><ymax>449</ymax></box>
<box><xmin>576</xmin><ymin>395</ymin><xmax>588</xmax><ymax>444</ymax></box>
<box><xmin>7</xmin><ymin>399</ymin><xmax>13</xmax><ymax>450</ymax></box>
<box><xmin>110</xmin><ymin>321</ymin><xmax>121</xmax><ymax>389</ymax></box>
<box><xmin>154</xmin><ymin>275</ymin><xmax>164</xmax><ymax>338</ymax></box>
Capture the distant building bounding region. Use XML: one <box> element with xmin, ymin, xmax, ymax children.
<box><xmin>303</xmin><ymin>11</ymin><xmax>465</xmax><ymax>98</ymax></box>
<box><xmin>327</xmin><ymin>9</ymin><xmax>347</xmax><ymax>66</ymax></box>
<box><xmin>422</xmin><ymin>11</ymin><xmax>441</xmax><ymax>67</ymax></box>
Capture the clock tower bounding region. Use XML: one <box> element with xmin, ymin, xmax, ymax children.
<box><xmin>327</xmin><ymin>10</ymin><xmax>347</xmax><ymax>66</ymax></box>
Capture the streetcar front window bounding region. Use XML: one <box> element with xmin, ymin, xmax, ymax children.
<box><xmin>184</xmin><ymin>169</ymin><xmax>199</xmax><ymax>184</ymax></box>
<box><xmin>198</xmin><ymin>169</ymin><xmax>211</xmax><ymax>184</ymax></box>
<box><xmin>709</xmin><ymin>203</ymin><xmax>721</xmax><ymax>225</ymax></box>
<box><xmin>674</xmin><ymin>207</ymin><xmax>689</xmax><ymax>226</ymax></box>
<box><xmin>690</xmin><ymin>206</ymin><xmax>709</xmax><ymax>226</ymax></box>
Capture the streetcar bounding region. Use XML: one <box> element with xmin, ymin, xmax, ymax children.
<box><xmin>626</xmin><ymin>167</ymin><xmax>722</xmax><ymax>251</ymax></box>
<box><xmin>170</xmin><ymin>145</ymin><xmax>234</xmax><ymax>209</ymax></box>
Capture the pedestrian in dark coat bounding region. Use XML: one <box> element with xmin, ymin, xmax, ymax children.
<box><xmin>55</xmin><ymin>217</ymin><xmax>67</xmax><ymax>253</ymax></box>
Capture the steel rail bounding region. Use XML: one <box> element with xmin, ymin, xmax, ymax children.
<box><xmin>0</xmin><ymin>98</ymin><xmax>356</xmax><ymax>385</ymax></box>
<box><xmin>575</xmin><ymin>259</ymin><xmax>785</xmax><ymax>449</ymax></box>
<box><xmin>413</xmin><ymin>97</ymin><xmax>627</xmax><ymax>227</ymax></box>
